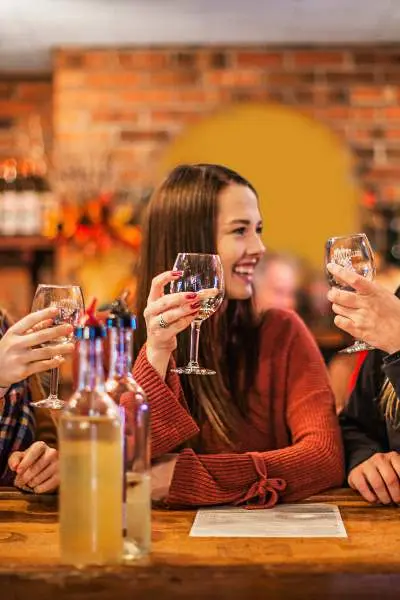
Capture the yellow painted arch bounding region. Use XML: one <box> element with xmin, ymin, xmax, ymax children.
<box><xmin>159</xmin><ymin>103</ymin><xmax>360</xmax><ymax>269</ymax></box>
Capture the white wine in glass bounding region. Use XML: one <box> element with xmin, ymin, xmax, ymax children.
<box><xmin>31</xmin><ymin>284</ymin><xmax>85</xmax><ymax>408</ymax></box>
<box><xmin>170</xmin><ymin>253</ymin><xmax>224</xmax><ymax>375</ymax></box>
<box><xmin>325</xmin><ymin>233</ymin><xmax>375</xmax><ymax>354</ymax></box>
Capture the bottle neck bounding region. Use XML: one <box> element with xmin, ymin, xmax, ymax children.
<box><xmin>108</xmin><ymin>328</ymin><xmax>133</xmax><ymax>379</ymax></box>
<box><xmin>77</xmin><ymin>338</ymin><xmax>105</xmax><ymax>391</ymax></box>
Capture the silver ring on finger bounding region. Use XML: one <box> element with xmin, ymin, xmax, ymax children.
<box><xmin>159</xmin><ymin>313</ymin><xmax>170</xmax><ymax>329</ymax></box>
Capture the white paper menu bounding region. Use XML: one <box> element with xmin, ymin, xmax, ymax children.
<box><xmin>190</xmin><ymin>503</ymin><xmax>347</xmax><ymax>538</ymax></box>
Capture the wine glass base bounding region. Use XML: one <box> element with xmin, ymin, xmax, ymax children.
<box><xmin>338</xmin><ymin>341</ymin><xmax>374</xmax><ymax>354</ymax></box>
<box><xmin>30</xmin><ymin>398</ymin><xmax>65</xmax><ymax>409</ymax></box>
<box><xmin>171</xmin><ymin>366</ymin><xmax>216</xmax><ymax>375</ymax></box>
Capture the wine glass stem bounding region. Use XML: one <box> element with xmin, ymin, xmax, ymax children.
<box><xmin>188</xmin><ymin>320</ymin><xmax>201</xmax><ymax>368</ymax></box>
<box><xmin>48</xmin><ymin>367</ymin><xmax>60</xmax><ymax>400</ymax></box>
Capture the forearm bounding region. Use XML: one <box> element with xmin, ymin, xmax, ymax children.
<box><xmin>145</xmin><ymin>346</ymin><xmax>171</xmax><ymax>380</ymax></box>
<box><xmin>132</xmin><ymin>345</ymin><xmax>199</xmax><ymax>457</ymax></box>
<box><xmin>168</xmin><ymin>431</ymin><xmax>344</xmax><ymax>507</ymax></box>
<box><xmin>339</xmin><ymin>410</ymin><xmax>385</xmax><ymax>473</ymax></box>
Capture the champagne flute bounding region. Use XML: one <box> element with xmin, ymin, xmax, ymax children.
<box><xmin>31</xmin><ymin>284</ymin><xmax>85</xmax><ymax>408</ymax></box>
<box><xmin>170</xmin><ymin>253</ymin><xmax>224</xmax><ymax>375</ymax></box>
<box><xmin>325</xmin><ymin>233</ymin><xmax>375</xmax><ymax>354</ymax></box>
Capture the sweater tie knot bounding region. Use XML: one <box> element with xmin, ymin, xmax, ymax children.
<box><xmin>236</xmin><ymin>452</ymin><xmax>286</xmax><ymax>509</ymax></box>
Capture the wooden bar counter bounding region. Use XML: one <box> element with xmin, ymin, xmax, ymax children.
<box><xmin>0</xmin><ymin>488</ymin><xmax>398</xmax><ymax>600</ymax></box>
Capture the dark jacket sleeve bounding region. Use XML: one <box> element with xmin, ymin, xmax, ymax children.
<box><xmin>339</xmin><ymin>349</ymin><xmax>389</xmax><ymax>475</ymax></box>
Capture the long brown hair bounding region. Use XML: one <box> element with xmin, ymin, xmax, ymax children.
<box><xmin>379</xmin><ymin>378</ymin><xmax>400</xmax><ymax>429</ymax></box>
<box><xmin>134</xmin><ymin>164</ymin><xmax>263</xmax><ymax>445</ymax></box>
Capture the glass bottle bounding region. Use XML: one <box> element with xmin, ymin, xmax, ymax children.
<box><xmin>59</xmin><ymin>320</ymin><xmax>124</xmax><ymax>566</ymax></box>
<box><xmin>0</xmin><ymin>161</ymin><xmax>5</xmax><ymax>234</ymax></box>
<box><xmin>105</xmin><ymin>311</ymin><xmax>151</xmax><ymax>560</ymax></box>
<box><xmin>2</xmin><ymin>159</ymin><xmax>18</xmax><ymax>236</ymax></box>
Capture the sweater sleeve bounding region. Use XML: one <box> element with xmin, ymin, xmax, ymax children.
<box><xmin>132</xmin><ymin>345</ymin><xmax>199</xmax><ymax>457</ymax></box>
<box><xmin>339</xmin><ymin>350</ymin><xmax>388</xmax><ymax>474</ymax></box>
<box><xmin>167</xmin><ymin>314</ymin><xmax>344</xmax><ymax>508</ymax></box>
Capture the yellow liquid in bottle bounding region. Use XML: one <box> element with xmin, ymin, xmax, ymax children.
<box><xmin>59</xmin><ymin>415</ymin><xmax>123</xmax><ymax>566</ymax></box>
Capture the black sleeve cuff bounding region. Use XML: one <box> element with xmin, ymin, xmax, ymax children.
<box><xmin>347</xmin><ymin>446</ymin><xmax>381</xmax><ymax>474</ymax></box>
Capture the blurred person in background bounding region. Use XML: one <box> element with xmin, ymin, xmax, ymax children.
<box><xmin>327</xmin><ymin>262</ymin><xmax>400</xmax><ymax>504</ymax></box>
<box><xmin>253</xmin><ymin>259</ymin><xmax>358</xmax><ymax>415</ymax></box>
<box><xmin>0</xmin><ymin>307</ymin><xmax>73</xmax><ymax>493</ymax></box>
<box><xmin>252</xmin><ymin>252</ymin><xmax>301</xmax><ymax>314</ymax></box>
<box><xmin>123</xmin><ymin>163</ymin><xmax>344</xmax><ymax>509</ymax></box>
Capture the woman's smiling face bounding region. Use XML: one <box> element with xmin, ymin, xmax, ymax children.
<box><xmin>216</xmin><ymin>183</ymin><xmax>265</xmax><ymax>300</ymax></box>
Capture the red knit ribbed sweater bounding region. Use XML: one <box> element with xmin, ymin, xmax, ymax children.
<box><xmin>130</xmin><ymin>309</ymin><xmax>344</xmax><ymax>508</ymax></box>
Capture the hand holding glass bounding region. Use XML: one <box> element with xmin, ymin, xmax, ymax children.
<box><xmin>31</xmin><ymin>284</ymin><xmax>85</xmax><ymax>408</ymax></box>
<box><xmin>325</xmin><ymin>233</ymin><xmax>375</xmax><ymax>354</ymax></box>
<box><xmin>170</xmin><ymin>253</ymin><xmax>224</xmax><ymax>375</ymax></box>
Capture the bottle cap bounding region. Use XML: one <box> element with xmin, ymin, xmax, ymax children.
<box><xmin>106</xmin><ymin>290</ymin><xmax>137</xmax><ymax>330</ymax></box>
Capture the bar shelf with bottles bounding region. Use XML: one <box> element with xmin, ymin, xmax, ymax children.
<box><xmin>0</xmin><ymin>158</ymin><xmax>59</xmax><ymax>238</ymax></box>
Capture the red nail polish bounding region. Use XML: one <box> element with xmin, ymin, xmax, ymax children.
<box><xmin>190</xmin><ymin>302</ymin><xmax>201</xmax><ymax>309</ymax></box>
<box><xmin>171</xmin><ymin>270</ymin><xmax>183</xmax><ymax>277</ymax></box>
<box><xmin>185</xmin><ymin>293</ymin><xmax>197</xmax><ymax>300</ymax></box>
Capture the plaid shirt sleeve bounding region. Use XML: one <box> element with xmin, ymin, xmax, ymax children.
<box><xmin>0</xmin><ymin>309</ymin><xmax>36</xmax><ymax>482</ymax></box>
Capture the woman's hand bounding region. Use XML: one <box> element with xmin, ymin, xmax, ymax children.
<box><xmin>0</xmin><ymin>307</ymin><xmax>74</xmax><ymax>388</ymax></box>
<box><xmin>327</xmin><ymin>263</ymin><xmax>400</xmax><ymax>354</ymax></box>
<box><xmin>151</xmin><ymin>455</ymin><xmax>178</xmax><ymax>502</ymax></box>
<box><xmin>144</xmin><ymin>271</ymin><xmax>200</xmax><ymax>378</ymax></box>
<box><xmin>348</xmin><ymin>451</ymin><xmax>400</xmax><ymax>504</ymax></box>
<box><xmin>8</xmin><ymin>441</ymin><xmax>59</xmax><ymax>494</ymax></box>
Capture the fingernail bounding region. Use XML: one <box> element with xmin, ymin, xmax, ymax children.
<box><xmin>190</xmin><ymin>301</ymin><xmax>201</xmax><ymax>309</ymax></box>
<box><xmin>185</xmin><ymin>293</ymin><xmax>197</xmax><ymax>300</ymax></box>
<box><xmin>171</xmin><ymin>270</ymin><xmax>183</xmax><ymax>277</ymax></box>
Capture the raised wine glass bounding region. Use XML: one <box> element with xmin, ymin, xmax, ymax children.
<box><xmin>170</xmin><ymin>253</ymin><xmax>224</xmax><ymax>375</ymax></box>
<box><xmin>325</xmin><ymin>233</ymin><xmax>375</xmax><ymax>354</ymax></box>
<box><xmin>31</xmin><ymin>284</ymin><xmax>85</xmax><ymax>408</ymax></box>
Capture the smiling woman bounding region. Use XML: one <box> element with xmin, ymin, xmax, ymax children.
<box><xmin>126</xmin><ymin>163</ymin><xmax>344</xmax><ymax>509</ymax></box>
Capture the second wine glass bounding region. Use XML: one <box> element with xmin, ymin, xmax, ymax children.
<box><xmin>31</xmin><ymin>284</ymin><xmax>85</xmax><ymax>409</ymax></box>
<box><xmin>170</xmin><ymin>253</ymin><xmax>224</xmax><ymax>375</ymax></box>
<box><xmin>325</xmin><ymin>232</ymin><xmax>375</xmax><ymax>354</ymax></box>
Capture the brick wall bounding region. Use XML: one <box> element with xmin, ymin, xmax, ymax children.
<box><xmin>0</xmin><ymin>76</ymin><xmax>52</xmax><ymax>161</ymax></box>
<box><xmin>53</xmin><ymin>46</ymin><xmax>400</xmax><ymax>200</ymax></box>
<box><xmin>0</xmin><ymin>47</ymin><xmax>395</xmax><ymax>201</ymax></box>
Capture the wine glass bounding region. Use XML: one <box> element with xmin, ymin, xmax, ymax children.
<box><xmin>31</xmin><ymin>284</ymin><xmax>85</xmax><ymax>408</ymax></box>
<box><xmin>325</xmin><ymin>233</ymin><xmax>375</xmax><ymax>354</ymax></box>
<box><xmin>170</xmin><ymin>253</ymin><xmax>224</xmax><ymax>375</ymax></box>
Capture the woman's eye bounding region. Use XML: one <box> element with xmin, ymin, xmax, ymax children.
<box><xmin>232</xmin><ymin>227</ymin><xmax>246</xmax><ymax>235</ymax></box>
<box><xmin>256</xmin><ymin>226</ymin><xmax>263</xmax><ymax>235</ymax></box>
